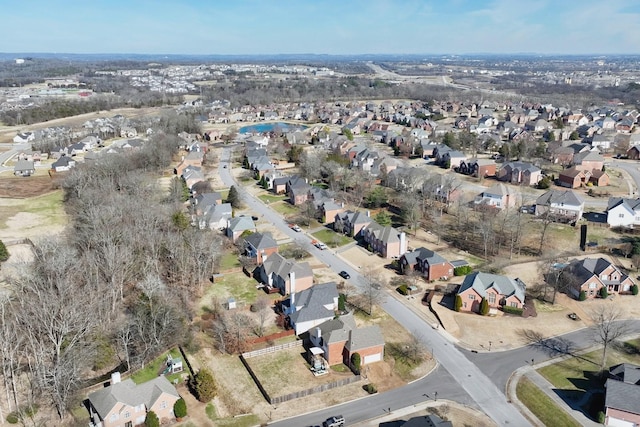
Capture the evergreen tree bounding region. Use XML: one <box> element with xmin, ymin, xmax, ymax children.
<box><xmin>374</xmin><ymin>211</ymin><xmax>392</xmax><ymax>227</ymax></box>
<box><xmin>455</xmin><ymin>295</ymin><xmax>462</xmax><ymax>312</ymax></box>
<box><xmin>173</xmin><ymin>397</ymin><xmax>187</xmax><ymax>418</ymax></box>
<box><xmin>480</xmin><ymin>297</ymin><xmax>489</xmax><ymax>316</ymax></box>
<box><xmin>226</xmin><ymin>186</ymin><xmax>241</xmax><ymax>208</ymax></box>
<box><xmin>145</xmin><ymin>411</ymin><xmax>160</xmax><ymax>427</ymax></box>
<box><xmin>189</xmin><ymin>368</ymin><xmax>217</xmax><ymax>402</ymax></box>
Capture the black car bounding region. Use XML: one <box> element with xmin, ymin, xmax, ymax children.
<box><xmin>339</xmin><ymin>271</ymin><xmax>350</xmax><ymax>279</ymax></box>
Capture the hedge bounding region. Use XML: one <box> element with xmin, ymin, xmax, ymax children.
<box><xmin>454</xmin><ymin>265</ymin><xmax>472</xmax><ymax>276</ymax></box>
<box><xmin>397</xmin><ymin>285</ymin><xmax>409</xmax><ymax>295</ymax></box>
<box><xmin>502</xmin><ymin>305</ymin><xmax>523</xmax><ymax>316</ymax></box>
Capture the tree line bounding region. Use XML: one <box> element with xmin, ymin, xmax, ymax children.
<box><xmin>0</xmin><ymin>130</ymin><xmax>220</xmax><ymax>421</ymax></box>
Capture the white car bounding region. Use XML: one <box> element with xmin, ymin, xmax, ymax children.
<box><xmin>291</xmin><ymin>224</ymin><xmax>302</xmax><ymax>232</ymax></box>
<box><xmin>316</xmin><ymin>242</ymin><xmax>328</xmax><ymax>250</ymax></box>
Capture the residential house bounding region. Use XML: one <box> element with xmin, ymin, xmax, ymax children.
<box><xmin>87</xmin><ymin>373</ymin><xmax>180</xmax><ymax>427</ymax></box>
<box><xmin>607</xmin><ymin>197</ymin><xmax>640</xmax><ymax>228</ymax></box>
<box><xmin>13</xmin><ymin>132</ymin><xmax>35</xmax><ymax>144</ymax></box>
<box><xmin>590</xmin><ymin>169</ymin><xmax>610</xmax><ymax>186</ymax></box>
<box><xmin>181</xmin><ymin>165</ymin><xmax>205</xmax><ymax>190</ymax></box>
<box><xmin>592</xmin><ymin>133</ymin><xmax>615</xmax><ymax>152</ymax></box>
<box><xmin>308</xmin><ymin>312</ymin><xmax>385</xmax><ymax>366</ymax></box>
<box><xmin>456</xmin><ymin>272</ymin><xmax>526</xmax><ymax>313</ymax></box>
<box><xmin>442</xmin><ymin>150</ymin><xmax>466</xmax><ymax>169</ymax></box>
<box><xmin>334</xmin><ymin>210</ymin><xmax>372</xmax><ymax>237</ymax></box>
<box><xmin>285</xmin><ymin>282</ymin><xmax>339</xmax><ymax>335</ymax></box>
<box><xmin>573</xmin><ymin>150</ymin><xmax>605</xmax><ymax>172</ymax></box>
<box><xmin>397</xmin><ymin>414</ymin><xmax>452</xmax><ymax>427</ymax></box>
<box><xmin>562</xmin><ymin>257</ymin><xmax>635</xmax><ymax>299</ymax></box>
<box><xmin>558</xmin><ymin>167</ymin><xmax>588</xmax><ymax>188</ymax></box>
<box><xmin>605</xmin><ymin>363</ymin><xmax>640</xmax><ymax>426</ymax></box>
<box><xmin>399</xmin><ymin>248</ymin><xmax>454</xmax><ymax>281</ymax></box>
<box><xmin>497</xmin><ymin>161</ymin><xmax>542</xmax><ymax>186</ymax></box>
<box><xmin>474</xmin><ymin>183</ymin><xmax>518</xmax><ymax>210</ymax></box>
<box><xmin>286</xmin><ymin>176</ymin><xmax>311</xmax><ymax>205</ymax></box>
<box><xmin>51</xmin><ymin>156</ymin><xmax>76</xmax><ymax>172</ymax></box>
<box><xmin>458</xmin><ymin>158</ymin><xmax>497</xmax><ymax>178</ymax></box>
<box><xmin>191</xmin><ymin>192</ymin><xmax>223</xmax><ymax>215</ymax></box>
<box><xmin>535</xmin><ymin>189</ymin><xmax>584</xmax><ymax>223</ymax></box>
<box><xmin>627</xmin><ymin>146</ymin><xmax>640</xmax><ymax>160</ymax></box>
<box><xmin>194</xmin><ymin>203</ymin><xmax>232</xmax><ymax>230</ymax></box>
<box><xmin>258</xmin><ymin>252</ymin><xmax>313</xmax><ymax>295</ymax></box>
<box><xmin>272</xmin><ymin>176</ymin><xmax>290</xmax><ymax>194</ymax></box>
<box><xmin>244</xmin><ymin>232</ymin><xmax>279</xmax><ymax>265</ymax></box>
<box><xmin>319</xmin><ymin>200</ymin><xmax>344</xmax><ymax>224</ymax></box>
<box><xmin>13</xmin><ymin>159</ymin><xmax>35</xmax><ymax>176</ymax></box>
<box><xmin>361</xmin><ymin>221</ymin><xmax>408</xmax><ymax>258</ymax></box>
<box><xmin>226</xmin><ymin>216</ymin><xmax>256</xmax><ymax>241</ymax></box>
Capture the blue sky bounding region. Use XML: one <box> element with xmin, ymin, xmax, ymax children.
<box><xmin>2</xmin><ymin>0</ymin><xmax>639</xmax><ymax>55</ymax></box>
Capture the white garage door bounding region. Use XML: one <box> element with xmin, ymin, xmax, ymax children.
<box><xmin>608</xmin><ymin>417</ymin><xmax>635</xmax><ymax>427</ymax></box>
<box><xmin>364</xmin><ymin>353</ymin><xmax>382</xmax><ymax>364</ymax></box>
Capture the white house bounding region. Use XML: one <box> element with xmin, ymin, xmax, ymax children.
<box><xmin>535</xmin><ymin>190</ymin><xmax>584</xmax><ymax>222</ymax></box>
<box><xmin>607</xmin><ymin>197</ymin><xmax>640</xmax><ymax>228</ymax></box>
<box><xmin>13</xmin><ymin>132</ymin><xmax>35</xmax><ymax>144</ymax></box>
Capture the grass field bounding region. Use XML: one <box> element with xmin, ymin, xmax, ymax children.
<box><xmin>312</xmin><ymin>229</ymin><xmax>352</xmax><ymax>248</ymax></box>
<box><xmin>258</xmin><ymin>194</ymin><xmax>286</xmax><ymax>203</ymax></box>
<box><xmin>270</xmin><ymin>201</ymin><xmax>299</xmax><ymax>216</ymax></box>
<box><xmin>130</xmin><ymin>347</ymin><xmax>184</xmax><ymax>385</ymax></box>
<box><xmin>516</xmin><ymin>376</ymin><xmax>582</xmax><ymax>427</ymax></box>
<box><xmin>0</xmin><ymin>190</ymin><xmax>66</xmax><ymax>231</ymax></box>
<box><xmin>218</xmin><ymin>252</ymin><xmax>241</xmax><ymax>270</ymax></box>
<box><xmin>200</xmin><ymin>272</ymin><xmax>263</xmax><ymax>311</ymax></box>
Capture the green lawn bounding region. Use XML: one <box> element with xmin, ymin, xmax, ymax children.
<box><xmin>219</xmin><ymin>252</ymin><xmax>240</xmax><ymax>270</ymax></box>
<box><xmin>538</xmin><ymin>343</ymin><xmax>640</xmax><ymax>391</ymax></box>
<box><xmin>516</xmin><ymin>376</ymin><xmax>582</xmax><ymax>427</ymax></box>
<box><xmin>258</xmin><ymin>193</ymin><xmax>286</xmax><ymax>203</ymax></box>
<box><xmin>270</xmin><ymin>201</ymin><xmax>299</xmax><ymax>216</ymax></box>
<box><xmin>0</xmin><ymin>190</ymin><xmax>66</xmax><ymax>229</ymax></box>
<box><xmin>130</xmin><ymin>347</ymin><xmax>184</xmax><ymax>385</ymax></box>
<box><xmin>312</xmin><ymin>229</ymin><xmax>352</xmax><ymax>248</ymax></box>
<box><xmin>200</xmin><ymin>272</ymin><xmax>264</xmax><ymax>311</ymax></box>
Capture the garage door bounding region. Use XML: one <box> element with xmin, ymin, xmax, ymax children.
<box><xmin>364</xmin><ymin>353</ymin><xmax>382</xmax><ymax>364</ymax></box>
<box><xmin>608</xmin><ymin>418</ymin><xmax>635</xmax><ymax>427</ymax></box>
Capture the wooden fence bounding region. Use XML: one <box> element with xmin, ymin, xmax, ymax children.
<box><xmin>241</xmin><ymin>339</ymin><xmax>301</xmax><ymax>358</ymax></box>
<box><xmin>269</xmin><ymin>375</ymin><xmax>362</xmax><ymax>405</ymax></box>
<box><xmin>246</xmin><ymin>329</ymin><xmax>295</xmax><ymax>346</ymax></box>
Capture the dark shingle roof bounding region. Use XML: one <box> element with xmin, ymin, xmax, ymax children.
<box><xmin>605</xmin><ymin>378</ymin><xmax>640</xmax><ymax>415</ymax></box>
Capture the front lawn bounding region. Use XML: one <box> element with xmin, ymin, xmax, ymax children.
<box><xmin>218</xmin><ymin>252</ymin><xmax>240</xmax><ymax>270</ymax></box>
<box><xmin>130</xmin><ymin>347</ymin><xmax>184</xmax><ymax>385</ymax></box>
<box><xmin>516</xmin><ymin>376</ymin><xmax>581</xmax><ymax>427</ymax></box>
<box><xmin>312</xmin><ymin>229</ymin><xmax>352</xmax><ymax>248</ymax></box>
<box><xmin>258</xmin><ymin>194</ymin><xmax>286</xmax><ymax>203</ymax></box>
<box><xmin>270</xmin><ymin>201</ymin><xmax>299</xmax><ymax>216</ymax></box>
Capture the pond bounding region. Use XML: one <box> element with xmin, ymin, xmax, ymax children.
<box><xmin>239</xmin><ymin>122</ymin><xmax>308</xmax><ymax>134</ymax></box>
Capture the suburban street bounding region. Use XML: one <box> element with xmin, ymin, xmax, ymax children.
<box><xmin>219</xmin><ymin>146</ymin><xmax>531</xmax><ymax>427</ymax></box>
<box><xmin>219</xmin><ymin>145</ymin><xmax>640</xmax><ymax>427</ymax></box>
<box><xmin>0</xmin><ymin>142</ymin><xmax>29</xmax><ymax>174</ymax></box>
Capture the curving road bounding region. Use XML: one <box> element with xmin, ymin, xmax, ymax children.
<box><xmin>219</xmin><ymin>145</ymin><xmax>531</xmax><ymax>426</ymax></box>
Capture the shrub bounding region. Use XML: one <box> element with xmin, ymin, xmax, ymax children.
<box><xmin>145</xmin><ymin>411</ymin><xmax>160</xmax><ymax>427</ymax></box>
<box><xmin>579</xmin><ymin>290</ymin><xmax>587</xmax><ymax>301</ymax></box>
<box><xmin>454</xmin><ymin>294</ymin><xmax>462</xmax><ymax>312</ymax></box>
<box><xmin>502</xmin><ymin>305</ymin><xmax>524</xmax><ymax>316</ymax></box>
<box><xmin>598</xmin><ymin>411</ymin><xmax>605</xmax><ymax>424</ymax></box>
<box><xmin>189</xmin><ymin>368</ymin><xmax>217</xmax><ymax>402</ymax></box>
<box><xmin>0</xmin><ymin>240</ymin><xmax>9</xmax><ymax>262</ymax></box>
<box><xmin>6</xmin><ymin>413</ymin><xmax>18</xmax><ymax>424</ymax></box>
<box><xmin>632</xmin><ymin>284</ymin><xmax>639</xmax><ymax>296</ymax></box>
<box><xmin>351</xmin><ymin>353</ymin><xmax>361</xmax><ymax>372</ymax></box>
<box><xmin>454</xmin><ymin>265</ymin><xmax>472</xmax><ymax>276</ymax></box>
<box><xmin>480</xmin><ymin>298</ymin><xmax>489</xmax><ymax>316</ymax></box>
<box><xmin>397</xmin><ymin>285</ymin><xmax>409</xmax><ymax>295</ymax></box>
<box><xmin>363</xmin><ymin>383</ymin><xmax>378</xmax><ymax>394</ymax></box>
<box><xmin>338</xmin><ymin>294</ymin><xmax>346</xmax><ymax>311</ymax></box>
<box><xmin>173</xmin><ymin>397</ymin><xmax>187</xmax><ymax>418</ymax></box>
<box><xmin>600</xmin><ymin>287</ymin><xmax>608</xmax><ymax>299</ymax></box>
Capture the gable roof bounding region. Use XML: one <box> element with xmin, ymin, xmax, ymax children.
<box><xmin>345</xmin><ymin>325</ymin><xmax>384</xmax><ymax>352</ymax></box>
<box><xmin>605</xmin><ymin>378</ymin><xmax>640</xmax><ymax>415</ymax></box>
<box><xmin>288</xmin><ymin>282</ymin><xmax>338</xmax><ymax>324</ymax></box>
<box><xmin>607</xmin><ymin>197</ymin><xmax>640</xmax><ymax>213</ymax></box>
<box><xmin>315</xmin><ymin>312</ymin><xmax>357</xmax><ymax>344</ymax></box>
<box><xmin>244</xmin><ymin>232</ymin><xmax>277</xmax><ymax>250</ymax></box>
<box><xmin>227</xmin><ymin>216</ymin><xmax>256</xmax><ymax>232</ymax></box>
<box><xmin>566</xmin><ymin>257</ymin><xmax>631</xmax><ymax>286</ymax></box>
<box><xmin>481</xmin><ymin>183</ymin><xmax>514</xmax><ymax>198</ymax></box>
<box><xmin>402</xmin><ymin>247</ymin><xmax>448</xmax><ymax>266</ymax></box>
<box><xmin>261</xmin><ymin>253</ymin><xmax>312</xmax><ymax>282</ymax></box>
<box><xmin>536</xmin><ymin>189</ymin><xmax>583</xmax><ymax>207</ymax></box>
<box><xmin>458</xmin><ymin>272</ymin><xmax>526</xmax><ymax>302</ymax></box>
<box><xmin>88</xmin><ymin>377</ymin><xmax>179</xmax><ymax>420</ymax></box>
<box><xmin>610</xmin><ymin>363</ymin><xmax>640</xmax><ymax>385</ymax></box>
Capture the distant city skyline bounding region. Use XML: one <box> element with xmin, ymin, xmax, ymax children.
<box><xmin>2</xmin><ymin>0</ymin><xmax>639</xmax><ymax>56</ymax></box>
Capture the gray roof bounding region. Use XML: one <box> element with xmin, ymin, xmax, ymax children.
<box><xmin>244</xmin><ymin>232</ymin><xmax>278</xmax><ymax>250</ymax></box>
<box><xmin>458</xmin><ymin>271</ymin><xmax>526</xmax><ymax>302</ymax></box>
<box><xmin>482</xmin><ymin>183</ymin><xmax>514</xmax><ymax>198</ymax></box>
<box><xmin>607</xmin><ymin>197</ymin><xmax>640</xmax><ymax>212</ymax></box>
<box><xmin>402</xmin><ymin>247</ymin><xmax>448</xmax><ymax>267</ymax></box>
<box><xmin>501</xmin><ymin>161</ymin><xmax>541</xmax><ymax>173</ymax></box>
<box><xmin>610</xmin><ymin>363</ymin><xmax>640</xmax><ymax>385</ymax></box>
<box><xmin>536</xmin><ymin>190</ymin><xmax>583</xmax><ymax>207</ymax></box>
<box><xmin>204</xmin><ymin>203</ymin><xmax>232</xmax><ymax>223</ymax></box>
<box><xmin>14</xmin><ymin>159</ymin><xmax>34</xmax><ymax>171</ymax></box>
<box><xmin>227</xmin><ymin>216</ymin><xmax>256</xmax><ymax>232</ymax></box>
<box><xmin>194</xmin><ymin>192</ymin><xmax>222</xmax><ymax>210</ymax></box>
<box><xmin>345</xmin><ymin>325</ymin><xmax>384</xmax><ymax>352</ymax></box>
<box><xmin>288</xmin><ymin>282</ymin><xmax>338</xmax><ymax>324</ymax></box>
<box><xmin>261</xmin><ymin>253</ymin><xmax>312</xmax><ymax>282</ymax></box>
<box><xmin>605</xmin><ymin>378</ymin><xmax>640</xmax><ymax>415</ymax></box>
<box><xmin>88</xmin><ymin>376</ymin><xmax>179</xmax><ymax>419</ymax></box>
<box><xmin>402</xmin><ymin>414</ymin><xmax>453</xmax><ymax>427</ymax></box>
<box><xmin>567</xmin><ymin>257</ymin><xmax>631</xmax><ymax>286</ymax></box>
<box><xmin>316</xmin><ymin>312</ymin><xmax>357</xmax><ymax>344</ymax></box>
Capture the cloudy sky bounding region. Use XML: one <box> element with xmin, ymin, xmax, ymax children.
<box><xmin>2</xmin><ymin>0</ymin><xmax>639</xmax><ymax>55</ymax></box>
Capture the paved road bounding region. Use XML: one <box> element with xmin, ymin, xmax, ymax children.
<box><xmin>219</xmin><ymin>146</ymin><xmax>531</xmax><ymax>427</ymax></box>
<box><xmin>0</xmin><ymin>142</ymin><xmax>29</xmax><ymax>173</ymax></box>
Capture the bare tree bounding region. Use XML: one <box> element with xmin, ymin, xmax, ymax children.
<box><xmin>358</xmin><ymin>267</ymin><xmax>385</xmax><ymax>315</ymax></box>
<box><xmin>251</xmin><ymin>296</ymin><xmax>272</xmax><ymax>337</ymax></box>
<box><xmin>591</xmin><ymin>305</ymin><xmax>628</xmax><ymax>373</ymax></box>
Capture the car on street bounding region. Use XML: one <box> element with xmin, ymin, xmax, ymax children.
<box><xmin>323</xmin><ymin>415</ymin><xmax>345</xmax><ymax>427</ymax></box>
<box><xmin>289</xmin><ymin>223</ymin><xmax>302</xmax><ymax>232</ymax></box>
<box><xmin>316</xmin><ymin>242</ymin><xmax>328</xmax><ymax>250</ymax></box>
<box><xmin>339</xmin><ymin>271</ymin><xmax>350</xmax><ymax>279</ymax></box>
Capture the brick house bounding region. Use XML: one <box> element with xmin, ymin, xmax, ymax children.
<box><xmin>458</xmin><ymin>158</ymin><xmax>497</xmax><ymax>178</ymax></box>
<box><xmin>361</xmin><ymin>221</ymin><xmax>408</xmax><ymax>258</ymax></box>
<box><xmin>558</xmin><ymin>167</ymin><xmax>588</xmax><ymax>188</ymax></box>
<box><xmin>257</xmin><ymin>252</ymin><xmax>313</xmax><ymax>295</ymax></box>
<box><xmin>535</xmin><ymin>189</ymin><xmax>584</xmax><ymax>223</ymax></box>
<box><xmin>399</xmin><ymin>248</ymin><xmax>454</xmax><ymax>281</ymax></box>
<box><xmin>604</xmin><ymin>363</ymin><xmax>640</xmax><ymax>426</ymax></box>
<box><xmin>334</xmin><ymin>210</ymin><xmax>372</xmax><ymax>237</ymax></box>
<box><xmin>244</xmin><ymin>232</ymin><xmax>278</xmax><ymax>265</ymax></box>
<box><xmin>308</xmin><ymin>312</ymin><xmax>385</xmax><ymax>366</ymax></box>
<box><xmin>87</xmin><ymin>373</ymin><xmax>180</xmax><ymax>427</ymax></box>
<box><xmin>456</xmin><ymin>272</ymin><xmax>526</xmax><ymax>313</ymax></box>
<box><xmin>286</xmin><ymin>176</ymin><xmax>311</xmax><ymax>205</ymax></box>
<box><xmin>562</xmin><ymin>257</ymin><xmax>635</xmax><ymax>299</ymax></box>
<box><xmin>285</xmin><ymin>282</ymin><xmax>338</xmax><ymax>335</ymax></box>
<box><xmin>497</xmin><ymin>161</ymin><xmax>542</xmax><ymax>186</ymax></box>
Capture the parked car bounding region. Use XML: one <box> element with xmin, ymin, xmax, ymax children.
<box><xmin>290</xmin><ymin>223</ymin><xmax>302</xmax><ymax>232</ymax></box>
<box><xmin>323</xmin><ymin>416</ymin><xmax>345</xmax><ymax>427</ymax></box>
<box><xmin>339</xmin><ymin>271</ymin><xmax>350</xmax><ymax>279</ymax></box>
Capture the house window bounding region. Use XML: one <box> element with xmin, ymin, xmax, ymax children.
<box><xmin>160</xmin><ymin>401</ymin><xmax>167</xmax><ymax>409</ymax></box>
<box><xmin>488</xmin><ymin>294</ymin><xmax>496</xmax><ymax>304</ymax></box>
<box><xmin>510</xmin><ymin>302</ymin><xmax>518</xmax><ymax>308</ymax></box>
<box><xmin>125</xmin><ymin>422</ymin><xmax>132</xmax><ymax>427</ymax></box>
<box><xmin>110</xmin><ymin>414</ymin><xmax>118</xmax><ymax>421</ymax></box>
<box><xmin>589</xmin><ymin>282</ymin><xmax>597</xmax><ymax>289</ymax></box>
<box><xmin>619</xmin><ymin>213</ymin><xmax>625</xmax><ymax>218</ymax></box>
<box><xmin>124</xmin><ymin>411</ymin><xmax>130</xmax><ymax>418</ymax></box>
<box><xmin>468</xmin><ymin>294</ymin><xmax>475</xmax><ymax>300</ymax></box>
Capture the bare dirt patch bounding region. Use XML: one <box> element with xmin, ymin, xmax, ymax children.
<box><xmin>0</xmin><ymin>175</ymin><xmax>59</xmax><ymax>198</ymax></box>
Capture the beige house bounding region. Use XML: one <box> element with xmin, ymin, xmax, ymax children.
<box><xmin>87</xmin><ymin>373</ymin><xmax>180</xmax><ymax>427</ymax></box>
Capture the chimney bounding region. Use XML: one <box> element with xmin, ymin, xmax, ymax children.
<box><xmin>399</xmin><ymin>232</ymin><xmax>407</xmax><ymax>256</ymax></box>
<box><xmin>366</xmin><ymin>210</ymin><xmax>370</xmax><ymax>217</ymax></box>
<box><xmin>289</xmin><ymin>271</ymin><xmax>296</xmax><ymax>303</ymax></box>
<box><xmin>111</xmin><ymin>372</ymin><xmax>121</xmax><ymax>385</ymax></box>
<box><xmin>316</xmin><ymin>327</ymin><xmax>321</xmax><ymax>340</ymax></box>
